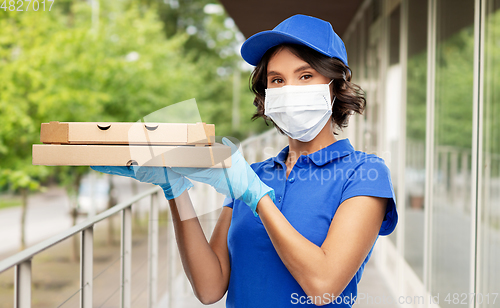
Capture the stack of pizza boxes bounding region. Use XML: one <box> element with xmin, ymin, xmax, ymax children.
<box><xmin>33</xmin><ymin>122</ymin><xmax>231</xmax><ymax>168</ymax></box>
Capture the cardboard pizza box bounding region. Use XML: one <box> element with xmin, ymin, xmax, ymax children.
<box><xmin>40</xmin><ymin>121</ymin><xmax>215</xmax><ymax>145</ymax></box>
<box><xmin>32</xmin><ymin>143</ymin><xmax>231</xmax><ymax>168</ymax></box>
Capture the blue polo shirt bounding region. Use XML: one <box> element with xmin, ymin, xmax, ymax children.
<box><xmin>223</xmin><ymin>138</ymin><xmax>398</xmax><ymax>307</ymax></box>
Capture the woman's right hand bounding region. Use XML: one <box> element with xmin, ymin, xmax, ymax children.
<box><xmin>90</xmin><ymin>166</ymin><xmax>193</xmax><ymax>200</ymax></box>
<box><xmin>171</xmin><ymin>137</ymin><xmax>275</xmax><ymax>217</ymax></box>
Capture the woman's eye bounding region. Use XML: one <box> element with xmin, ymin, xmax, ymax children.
<box><xmin>271</xmin><ymin>78</ymin><xmax>283</xmax><ymax>84</ymax></box>
<box><xmin>300</xmin><ymin>74</ymin><xmax>313</xmax><ymax>80</ymax></box>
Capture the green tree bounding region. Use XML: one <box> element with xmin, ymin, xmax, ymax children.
<box><xmin>0</xmin><ymin>0</ymin><xmax>267</xmax><ymax>194</ymax></box>
<box><xmin>406</xmin><ymin>25</ymin><xmax>476</xmax><ymax>150</ymax></box>
<box><xmin>1</xmin><ymin>0</ymin><xmax>265</xmax><ymax>251</ymax></box>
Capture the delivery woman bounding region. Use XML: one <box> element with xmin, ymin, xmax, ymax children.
<box><xmin>93</xmin><ymin>14</ymin><xmax>398</xmax><ymax>307</ymax></box>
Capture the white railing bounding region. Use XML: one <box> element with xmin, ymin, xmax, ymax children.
<box><xmin>0</xmin><ymin>185</ymin><xmax>163</xmax><ymax>308</ymax></box>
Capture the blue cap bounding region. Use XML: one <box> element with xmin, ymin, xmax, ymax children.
<box><xmin>240</xmin><ymin>14</ymin><xmax>348</xmax><ymax>67</ymax></box>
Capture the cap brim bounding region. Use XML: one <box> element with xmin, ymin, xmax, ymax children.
<box><xmin>241</xmin><ymin>30</ymin><xmax>329</xmax><ymax>66</ymax></box>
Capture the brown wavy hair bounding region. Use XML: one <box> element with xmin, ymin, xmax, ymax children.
<box><xmin>250</xmin><ymin>43</ymin><xmax>366</xmax><ymax>135</ymax></box>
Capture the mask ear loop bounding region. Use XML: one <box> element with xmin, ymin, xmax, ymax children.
<box><xmin>328</xmin><ymin>79</ymin><xmax>336</xmax><ymax>105</ymax></box>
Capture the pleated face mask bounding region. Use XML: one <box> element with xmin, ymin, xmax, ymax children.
<box><xmin>264</xmin><ymin>80</ymin><xmax>335</xmax><ymax>142</ymax></box>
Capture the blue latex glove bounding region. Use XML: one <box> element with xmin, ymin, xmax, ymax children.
<box><xmin>90</xmin><ymin>165</ymin><xmax>193</xmax><ymax>200</ymax></box>
<box><xmin>171</xmin><ymin>137</ymin><xmax>275</xmax><ymax>216</ymax></box>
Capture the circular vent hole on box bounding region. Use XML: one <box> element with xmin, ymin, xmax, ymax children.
<box><xmin>126</xmin><ymin>160</ymin><xmax>138</xmax><ymax>167</ymax></box>
<box><xmin>144</xmin><ymin>124</ymin><xmax>159</xmax><ymax>131</ymax></box>
<box><xmin>97</xmin><ymin>124</ymin><xmax>112</xmax><ymax>130</ymax></box>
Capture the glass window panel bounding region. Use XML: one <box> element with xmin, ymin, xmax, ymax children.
<box><xmin>365</xmin><ymin>2</ymin><xmax>384</xmax><ymax>153</ymax></box>
<box><xmin>389</xmin><ymin>7</ymin><xmax>401</xmax><ymax>66</ymax></box>
<box><xmin>481</xmin><ymin>0</ymin><xmax>500</xmax><ymax>306</ymax></box>
<box><xmin>432</xmin><ymin>0</ymin><xmax>475</xmax><ymax>303</ymax></box>
<box><xmin>349</xmin><ymin>26</ymin><xmax>360</xmax><ymax>85</ymax></box>
<box><xmin>405</xmin><ymin>0</ymin><xmax>428</xmax><ymax>282</ymax></box>
<box><xmin>363</xmin><ymin>4</ymin><xmax>375</xmax><ymax>82</ymax></box>
<box><xmin>386</xmin><ymin>4</ymin><xmax>401</xmax><ymax>246</ymax></box>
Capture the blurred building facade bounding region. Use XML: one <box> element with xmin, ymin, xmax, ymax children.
<box><xmin>222</xmin><ymin>1</ymin><xmax>500</xmax><ymax>307</ymax></box>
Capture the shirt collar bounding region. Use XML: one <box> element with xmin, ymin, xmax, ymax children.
<box><xmin>271</xmin><ymin>138</ymin><xmax>355</xmax><ymax>167</ymax></box>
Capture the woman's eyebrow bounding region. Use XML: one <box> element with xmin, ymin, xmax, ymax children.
<box><xmin>267</xmin><ymin>65</ymin><xmax>313</xmax><ymax>77</ymax></box>
<box><xmin>294</xmin><ymin>64</ymin><xmax>313</xmax><ymax>73</ymax></box>
<box><xmin>267</xmin><ymin>71</ymin><xmax>281</xmax><ymax>77</ymax></box>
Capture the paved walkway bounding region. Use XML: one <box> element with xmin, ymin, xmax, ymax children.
<box><xmin>355</xmin><ymin>260</ymin><xmax>398</xmax><ymax>307</ymax></box>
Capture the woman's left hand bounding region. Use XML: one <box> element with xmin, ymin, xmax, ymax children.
<box><xmin>172</xmin><ymin>137</ymin><xmax>275</xmax><ymax>216</ymax></box>
<box><xmin>90</xmin><ymin>165</ymin><xmax>192</xmax><ymax>200</ymax></box>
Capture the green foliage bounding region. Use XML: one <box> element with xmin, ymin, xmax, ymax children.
<box><xmin>0</xmin><ymin>0</ymin><xmax>266</xmax><ymax>193</ymax></box>
<box><xmin>434</xmin><ymin>26</ymin><xmax>475</xmax><ymax>150</ymax></box>
<box><xmin>406</xmin><ymin>25</ymin><xmax>476</xmax><ymax>151</ymax></box>
<box><xmin>484</xmin><ymin>9</ymin><xmax>500</xmax><ymax>157</ymax></box>
<box><xmin>406</xmin><ymin>52</ymin><xmax>427</xmax><ymax>142</ymax></box>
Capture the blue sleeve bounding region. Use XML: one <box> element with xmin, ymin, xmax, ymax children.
<box><xmin>340</xmin><ymin>156</ymin><xmax>398</xmax><ymax>236</ymax></box>
<box><xmin>223</xmin><ymin>196</ymin><xmax>234</xmax><ymax>209</ymax></box>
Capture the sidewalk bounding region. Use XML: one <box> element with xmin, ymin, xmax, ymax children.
<box><xmin>355</xmin><ymin>260</ymin><xmax>398</xmax><ymax>307</ymax></box>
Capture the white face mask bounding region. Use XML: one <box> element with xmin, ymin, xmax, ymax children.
<box><xmin>264</xmin><ymin>80</ymin><xmax>335</xmax><ymax>142</ymax></box>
